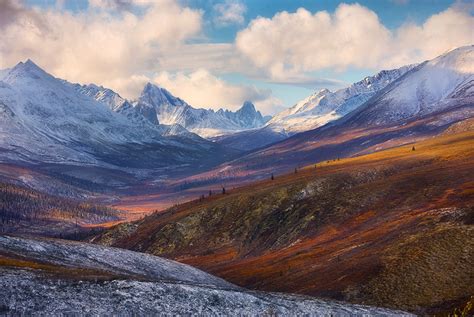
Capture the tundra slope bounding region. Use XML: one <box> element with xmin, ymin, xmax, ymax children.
<box><xmin>94</xmin><ymin>128</ymin><xmax>474</xmax><ymax>315</ymax></box>
<box><xmin>0</xmin><ymin>236</ymin><xmax>409</xmax><ymax>316</ymax></box>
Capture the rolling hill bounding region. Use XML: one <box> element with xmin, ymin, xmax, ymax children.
<box><xmin>93</xmin><ymin>128</ymin><xmax>474</xmax><ymax>315</ymax></box>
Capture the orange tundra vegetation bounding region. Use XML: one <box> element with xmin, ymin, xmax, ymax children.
<box><xmin>93</xmin><ymin>130</ymin><xmax>474</xmax><ymax>315</ymax></box>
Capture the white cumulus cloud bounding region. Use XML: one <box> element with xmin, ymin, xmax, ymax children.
<box><xmin>0</xmin><ymin>0</ymin><xmax>203</xmax><ymax>97</ymax></box>
<box><xmin>236</xmin><ymin>3</ymin><xmax>474</xmax><ymax>81</ymax></box>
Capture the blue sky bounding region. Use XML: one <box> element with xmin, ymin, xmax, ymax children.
<box><xmin>11</xmin><ymin>0</ymin><xmax>472</xmax><ymax>113</ymax></box>
<box><xmin>195</xmin><ymin>0</ymin><xmax>456</xmax><ymax>41</ymax></box>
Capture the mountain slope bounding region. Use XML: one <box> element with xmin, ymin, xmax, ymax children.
<box><xmin>214</xmin><ymin>64</ymin><xmax>416</xmax><ymax>151</ymax></box>
<box><xmin>73</xmin><ymin>83</ymin><xmax>160</xmax><ymax>126</ymax></box>
<box><xmin>93</xmin><ymin>130</ymin><xmax>474</xmax><ymax>315</ymax></box>
<box><xmin>0</xmin><ymin>235</ymin><xmax>408</xmax><ymax>315</ymax></box>
<box><xmin>0</xmin><ymin>60</ymin><xmax>230</xmax><ymax>169</ymax></box>
<box><xmin>135</xmin><ymin>83</ymin><xmax>269</xmax><ymax>137</ymax></box>
<box><xmin>343</xmin><ymin>45</ymin><xmax>473</xmax><ymax>126</ymax></box>
<box><xmin>208</xmin><ymin>45</ymin><xmax>474</xmax><ymax>177</ymax></box>
<box><xmin>267</xmin><ymin>64</ymin><xmax>416</xmax><ymax>134</ymax></box>
<box><xmin>0</xmin><ymin>182</ymin><xmax>119</xmax><ymax>237</ymax></box>
<box><xmin>74</xmin><ymin>83</ymin><xmax>201</xmax><ymax>138</ymax></box>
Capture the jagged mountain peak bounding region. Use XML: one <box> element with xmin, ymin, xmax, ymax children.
<box><xmin>139</xmin><ymin>82</ymin><xmax>188</xmax><ymax>108</ymax></box>
<box><xmin>134</xmin><ymin>85</ymin><xmax>269</xmax><ymax>137</ymax></box>
<box><xmin>141</xmin><ymin>82</ymin><xmax>177</xmax><ymax>100</ymax></box>
<box><xmin>19</xmin><ymin>59</ymin><xmax>40</xmax><ymax>69</ymax></box>
<box><xmin>6</xmin><ymin>59</ymin><xmax>52</xmax><ymax>82</ymax></box>
<box><xmin>240</xmin><ymin>101</ymin><xmax>256</xmax><ymax>112</ymax></box>
<box><xmin>318</xmin><ymin>88</ymin><xmax>331</xmax><ymax>94</ymax></box>
<box><xmin>233</xmin><ymin>101</ymin><xmax>266</xmax><ymax>127</ymax></box>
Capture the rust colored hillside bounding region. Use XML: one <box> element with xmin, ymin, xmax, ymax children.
<box><xmin>94</xmin><ymin>130</ymin><xmax>474</xmax><ymax>315</ymax></box>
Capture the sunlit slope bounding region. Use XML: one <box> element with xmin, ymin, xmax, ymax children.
<box><xmin>95</xmin><ymin>130</ymin><xmax>474</xmax><ymax>314</ymax></box>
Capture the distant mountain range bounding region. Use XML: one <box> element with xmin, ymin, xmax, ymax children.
<box><xmin>75</xmin><ymin>81</ymin><xmax>270</xmax><ymax>138</ymax></box>
<box><xmin>213</xmin><ymin>64</ymin><xmax>418</xmax><ymax>151</ymax></box>
<box><xmin>266</xmin><ymin>64</ymin><xmax>416</xmax><ymax>134</ymax></box>
<box><xmin>0</xmin><ymin>60</ymin><xmax>232</xmax><ymax>169</ymax></box>
<box><xmin>0</xmin><ymin>45</ymin><xmax>472</xmax><ymax>195</ymax></box>
<box><xmin>189</xmin><ymin>45</ymin><xmax>474</xmax><ymax>184</ymax></box>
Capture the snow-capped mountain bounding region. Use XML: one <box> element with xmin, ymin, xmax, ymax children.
<box><xmin>0</xmin><ymin>60</ymin><xmax>225</xmax><ymax>168</ymax></box>
<box><xmin>73</xmin><ymin>83</ymin><xmax>199</xmax><ymax>138</ymax></box>
<box><xmin>74</xmin><ymin>82</ymin><xmax>270</xmax><ymax>139</ymax></box>
<box><xmin>72</xmin><ymin>83</ymin><xmax>160</xmax><ymax>126</ymax></box>
<box><xmin>135</xmin><ymin>83</ymin><xmax>270</xmax><ymax>137</ymax></box>
<box><xmin>346</xmin><ymin>45</ymin><xmax>474</xmax><ymax>126</ymax></box>
<box><xmin>214</xmin><ymin>45</ymin><xmax>473</xmax><ymax>156</ymax></box>
<box><xmin>219</xmin><ymin>46</ymin><xmax>473</xmax><ymax>176</ymax></box>
<box><xmin>214</xmin><ymin>63</ymin><xmax>417</xmax><ymax>151</ymax></box>
<box><xmin>267</xmin><ymin>64</ymin><xmax>416</xmax><ymax>134</ymax></box>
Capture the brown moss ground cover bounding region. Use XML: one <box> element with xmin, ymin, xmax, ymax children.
<box><xmin>93</xmin><ymin>131</ymin><xmax>474</xmax><ymax>315</ymax></box>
